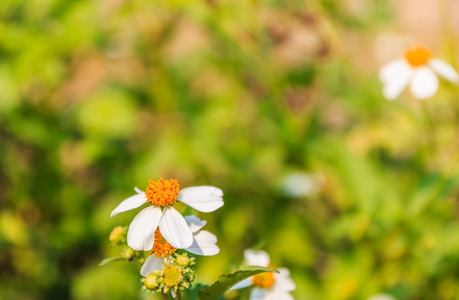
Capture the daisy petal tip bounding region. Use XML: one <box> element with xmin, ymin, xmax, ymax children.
<box><xmin>429</xmin><ymin>58</ymin><xmax>459</xmax><ymax>83</ymax></box>
<box><xmin>184</xmin><ymin>215</ymin><xmax>207</xmax><ymax>233</ymax></box>
<box><xmin>110</xmin><ymin>193</ymin><xmax>148</xmax><ymax>217</ymax></box>
<box><xmin>177</xmin><ymin>186</ymin><xmax>224</xmax><ymax>213</ymax></box>
<box><xmin>186</xmin><ymin>230</ymin><xmax>219</xmax><ymax>256</ymax></box>
<box><xmin>381</xmin><ymin>69</ymin><xmax>412</xmax><ymax>101</ymax></box>
<box><xmin>134</xmin><ymin>187</ymin><xmax>144</xmax><ymax>194</ymax></box>
<box><xmin>244</xmin><ymin>249</ymin><xmax>270</xmax><ymax>267</ymax></box>
<box><xmin>210</xmin><ymin>186</ymin><xmax>223</xmax><ymax>197</ymax></box>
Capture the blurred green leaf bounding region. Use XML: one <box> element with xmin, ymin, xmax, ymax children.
<box><xmin>186</xmin><ymin>283</ymin><xmax>209</xmax><ymax>300</ymax></box>
<box><xmin>99</xmin><ymin>256</ymin><xmax>125</xmax><ymax>266</ymax></box>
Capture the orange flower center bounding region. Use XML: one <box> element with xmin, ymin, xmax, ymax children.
<box><xmin>252</xmin><ymin>266</ymin><xmax>276</xmax><ymax>289</ymax></box>
<box><xmin>150</xmin><ymin>230</ymin><xmax>177</xmax><ymax>257</ymax></box>
<box><xmin>146</xmin><ymin>178</ymin><xmax>179</xmax><ymax>207</ymax></box>
<box><xmin>404</xmin><ymin>46</ymin><xmax>432</xmax><ymax>67</ymax></box>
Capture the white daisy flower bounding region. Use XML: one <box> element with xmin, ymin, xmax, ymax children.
<box><xmin>111</xmin><ymin>178</ymin><xmax>223</xmax><ymax>250</ymax></box>
<box><xmin>280</xmin><ymin>172</ymin><xmax>323</xmax><ymax>197</ymax></box>
<box><xmin>140</xmin><ymin>215</ymin><xmax>220</xmax><ymax>276</ymax></box>
<box><xmin>379</xmin><ymin>45</ymin><xmax>459</xmax><ymax>100</ymax></box>
<box><xmin>231</xmin><ymin>250</ymin><xmax>296</xmax><ymax>300</ymax></box>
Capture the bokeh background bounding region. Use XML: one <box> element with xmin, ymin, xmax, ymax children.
<box><xmin>2</xmin><ymin>0</ymin><xmax>459</xmax><ymax>299</ymax></box>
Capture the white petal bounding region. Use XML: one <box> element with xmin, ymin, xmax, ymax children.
<box><xmin>381</xmin><ymin>67</ymin><xmax>412</xmax><ymax>100</ymax></box>
<box><xmin>278</xmin><ymin>267</ymin><xmax>290</xmax><ymax>277</ymax></box>
<box><xmin>127</xmin><ymin>206</ymin><xmax>162</xmax><ymax>250</ymax></box>
<box><xmin>244</xmin><ymin>249</ymin><xmax>270</xmax><ymax>267</ymax></box>
<box><xmin>111</xmin><ymin>193</ymin><xmax>147</xmax><ymax>217</ymax></box>
<box><xmin>176</xmin><ymin>186</ymin><xmax>224</xmax><ymax>213</ymax></box>
<box><xmin>186</xmin><ymin>230</ymin><xmax>219</xmax><ymax>256</ymax></box>
<box><xmin>274</xmin><ymin>268</ymin><xmax>296</xmax><ymax>292</ymax></box>
<box><xmin>140</xmin><ymin>255</ymin><xmax>164</xmax><ymax>277</ymax></box>
<box><xmin>379</xmin><ymin>58</ymin><xmax>411</xmax><ymax>83</ymax></box>
<box><xmin>409</xmin><ymin>67</ymin><xmax>439</xmax><ymax>99</ymax></box>
<box><xmin>250</xmin><ymin>287</ymin><xmax>269</xmax><ymax>299</ymax></box>
<box><xmin>265</xmin><ymin>288</ymin><xmax>294</xmax><ymax>300</ymax></box>
<box><xmin>230</xmin><ymin>277</ymin><xmax>253</xmax><ymax>290</ymax></box>
<box><xmin>429</xmin><ymin>58</ymin><xmax>459</xmax><ymax>83</ymax></box>
<box><xmin>159</xmin><ymin>206</ymin><xmax>193</xmax><ymax>249</ymax></box>
<box><xmin>134</xmin><ymin>187</ymin><xmax>144</xmax><ymax>194</ymax></box>
<box><xmin>184</xmin><ymin>215</ymin><xmax>207</xmax><ymax>233</ymax></box>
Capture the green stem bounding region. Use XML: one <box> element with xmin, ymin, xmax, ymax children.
<box><xmin>176</xmin><ymin>290</ymin><xmax>183</xmax><ymax>300</ymax></box>
<box><xmin>161</xmin><ymin>293</ymin><xmax>168</xmax><ymax>300</ymax></box>
<box><xmin>419</xmin><ymin>100</ymin><xmax>441</xmax><ymax>169</ymax></box>
<box><xmin>439</xmin><ymin>0</ymin><xmax>459</xmax><ymax>144</ymax></box>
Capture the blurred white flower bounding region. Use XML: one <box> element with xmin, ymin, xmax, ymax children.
<box><xmin>140</xmin><ymin>215</ymin><xmax>219</xmax><ymax>276</ymax></box>
<box><xmin>280</xmin><ymin>172</ymin><xmax>323</xmax><ymax>197</ymax></box>
<box><xmin>379</xmin><ymin>45</ymin><xmax>459</xmax><ymax>100</ymax></box>
<box><xmin>111</xmin><ymin>178</ymin><xmax>223</xmax><ymax>250</ymax></box>
<box><xmin>231</xmin><ymin>250</ymin><xmax>295</xmax><ymax>300</ymax></box>
<box><xmin>367</xmin><ymin>294</ymin><xmax>396</xmax><ymax>300</ymax></box>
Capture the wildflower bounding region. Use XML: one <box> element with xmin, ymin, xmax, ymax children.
<box><xmin>141</xmin><ymin>255</ymin><xmax>196</xmax><ymax>296</ymax></box>
<box><xmin>280</xmin><ymin>172</ymin><xmax>323</xmax><ymax>197</ymax></box>
<box><xmin>379</xmin><ymin>45</ymin><xmax>459</xmax><ymax>100</ymax></box>
<box><xmin>231</xmin><ymin>250</ymin><xmax>295</xmax><ymax>300</ymax></box>
<box><xmin>140</xmin><ymin>215</ymin><xmax>219</xmax><ymax>276</ymax></box>
<box><xmin>111</xmin><ymin>178</ymin><xmax>223</xmax><ymax>250</ymax></box>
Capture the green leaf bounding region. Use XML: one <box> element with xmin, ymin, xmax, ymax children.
<box><xmin>186</xmin><ymin>283</ymin><xmax>209</xmax><ymax>300</ymax></box>
<box><xmin>198</xmin><ymin>266</ymin><xmax>278</xmax><ymax>300</ymax></box>
<box><xmin>98</xmin><ymin>256</ymin><xmax>125</xmax><ymax>266</ymax></box>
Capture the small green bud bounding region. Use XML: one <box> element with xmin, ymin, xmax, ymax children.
<box><xmin>137</xmin><ymin>257</ymin><xmax>145</xmax><ymax>264</ymax></box>
<box><xmin>175</xmin><ymin>254</ymin><xmax>191</xmax><ymax>267</ymax></box>
<box><xmin>144</xmin><ymin>273</ymin><xmax>160</xmax><ymax>290</ymax></box>
<box><xmin>121</xmin><ymin>247</ymin><xmax>134</xmax><ymax>260</ymax></box>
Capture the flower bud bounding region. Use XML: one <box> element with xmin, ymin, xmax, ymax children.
<box><xmin>109</xmin><ymin>226</ymin><xmax>127</xmax><ymax>244</ymax></box>
<box><xmin>175</xmin><ymin>254</ymin><xmax>191</xmax><ymax>267</ymax></box>
<box><xmin>121</xmin><ymin>247</ymin><xmax>134</xmax><ymax>260</ymax></box>
<box><xmin>143</xmin><ymin>273</ymin><xmax>160</xmax><ymax>291</ymax></box>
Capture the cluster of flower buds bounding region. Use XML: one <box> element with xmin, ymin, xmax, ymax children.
<box><xmin>141</xmin><ymin>253</ymin><xmax>196</xmax><ymax>296</ymax></box>
<box><xmin>108</xmin><ymin>226</ymin><xmax>145</xmax><ymax>263</ymax></box>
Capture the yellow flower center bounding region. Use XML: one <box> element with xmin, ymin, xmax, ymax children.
<box><xmin>252</xmin><ymin>268</ymin><xmax>276</xmax><ymax>289</ymax></box>
<box><xmin>150</xmin><ymin>230</ymin><xmax>177</xmax><ymax>258</ymax></box>
<box><xmin>146</xmin><ymin>178</ymin><xmax>180</xmax><ymax>207</ymax></box>
<box><xmin>404</xmin><ymin>46</ymin><xmax>432</xmax><ymax>67</ymax></box>
<box><xmin>162</xmin><ymin>265</ymin><xmax>183</xmax><ymax>287</ymax></box>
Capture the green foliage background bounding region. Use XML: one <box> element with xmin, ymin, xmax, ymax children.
<box><xmin>1</xmin><ymin>0</ymin><xmax>459</xmax><ymax>299</ymax></box>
